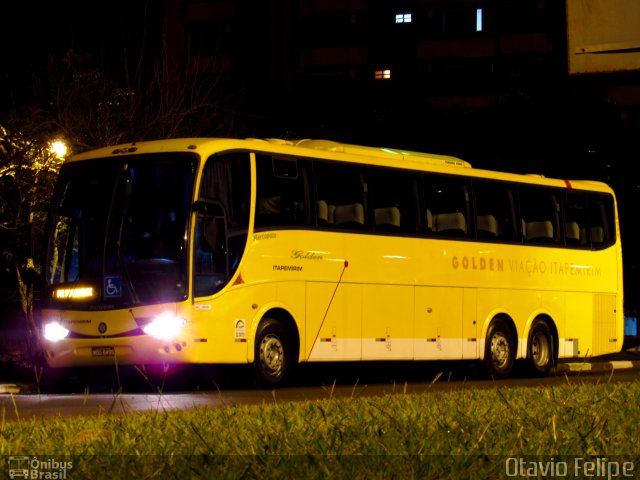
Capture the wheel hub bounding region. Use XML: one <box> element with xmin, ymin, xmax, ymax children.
<box><xmin>491</xmin><ymin>333</ymin><xmax>510</xmax><ymax>368</ymax></box>
<box><xmin>260</xmin><ymin>334</ymin><xmax>284</xmax><ymax>375</ymax></box>
<box><xmin>531</xmin><ymin>332</ymin><xmax>550</xmax><ymax>367</ymax></box>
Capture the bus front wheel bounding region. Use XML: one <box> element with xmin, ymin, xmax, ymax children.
<box><xmin>483</xmin><ymin>319</ymin><xmax>515</xmax><ymax>379</ymax></box>
<box><xmin>526</xmin><ymin>320</ymin><xmax>554</xmax><ymax>376</ymax></box>
<box><xmin>253</xmin><ymin>318</ymin><xmax>293</xmax><ymax>387</ymax></box>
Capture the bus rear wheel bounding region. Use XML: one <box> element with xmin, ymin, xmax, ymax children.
<box><xmin>483</xmin><ymin>319</ymin><xmax>515</xmax><ymax>379</ymax></box>
<box><xmin>526</xmin><ymin>320</ymin><xmax>554</xmax><ymax>376</ymax></box>
<box><xmin>253</xmin><ymin>318</ymin><xmax>293</xmax><ymax>387</ymax></box>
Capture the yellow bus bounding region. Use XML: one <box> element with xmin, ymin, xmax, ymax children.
<box><xmin>41</xmin><ymin>137</ymin><xmax>623</xmax><ymax>386</ymax></box>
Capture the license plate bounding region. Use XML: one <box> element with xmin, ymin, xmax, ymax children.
<box><xmin>92</xmin><ymin>346</ymin><xmax>115</xmax><ymax>357</ymax></box>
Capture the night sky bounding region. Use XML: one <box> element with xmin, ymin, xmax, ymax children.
<box><xmin>2</xmin><ymin>3</ymin><xmax>640</xmax><ymax>306</ymax></box>
<box><xmin>1</xmin><ymin>1</ymin><xmax>158</xmax><ymax>88</ymax></box>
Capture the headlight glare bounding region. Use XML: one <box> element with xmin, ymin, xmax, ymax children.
<box><xmin>43</xmin><ymin>322</ymin><xmax>70</xmax><ymax>342</ymax></box>
<box><xmin>143</xmin><ymin>313</ymin><xmax>186</xmax><ymax>341</ymax></box>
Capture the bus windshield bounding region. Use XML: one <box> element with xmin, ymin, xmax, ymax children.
<box><xmin>45</xmin><ymin>153</ymin><xmax>197</xmax><ymax>307</ymax></box>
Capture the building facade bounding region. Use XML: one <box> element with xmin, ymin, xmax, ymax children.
<box><xmin>163</xmin><ymin>1</ymin><xmax>569</xmax><ymax>148</ymax></box>
<box><xmin>163</xmin><ymin>0</ymin><xmax>640</xmax><ymax>311</ymax></box>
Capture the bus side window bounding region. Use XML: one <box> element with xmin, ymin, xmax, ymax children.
<box><xmin>519</xmin><ymin>187</ymin><xmax>561</xmax><ymax>245</ymax></box>
<box><xmin>315</xmin><ymin>162</ymin><xmax>368</xmax><ymax>230</ymax></box>
<box><xmin>564</xmin><ymin>191</ymin><xmax>589</xmax><ymax>247</ymax></box>
<box><xmin>473</xmin><ymin>181</ymin><xmax>517</xmax><ymax>241</ymax></box>
<box><xmin>588</xmin><ymin>193</ymin><xmax>615</xmax><ymax>249</ymax></box>
<box><xmin>369</xmin><ymin>167</ymin><xmax>419</xmax><ymax>233</ymax></box>
<box><xmin>424</xmin><ymin>175</ymin><xmax>471</xmax><ymax>238</ymax></box>
<box><xmin>255</xmin><ymin>155</ymin><xmax>310</xmax><ymax>228</ymax></box>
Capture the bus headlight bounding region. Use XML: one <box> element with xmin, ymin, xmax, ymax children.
<box><xmin>142</xmin><ymin>313</ymin><xmax>186</xmax><ymax>341</ymax></box>
<box><xmin>43</xmin><ymin>322</ymin><xmax>70</xmax><ymax>342</ymax></box>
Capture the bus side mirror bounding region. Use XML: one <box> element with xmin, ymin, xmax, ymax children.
<box><xmin>193</xmin><ymin>200</ymin><xmax>225</xmax><ymax>217</ymax></box>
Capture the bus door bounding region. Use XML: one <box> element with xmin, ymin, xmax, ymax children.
<box><xmin>193</xmin><ymin>201</ymin><xmax>229</xmax><ymax>298</ymax></box>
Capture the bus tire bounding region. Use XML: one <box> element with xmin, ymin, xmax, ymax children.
<box><xmin>483</xmin><ymin>319</ymin><xmax>515</xmax><ymax>379</ymax></box>
<box><xmin>526</xmin><ymin>320</ymin><xmax>554</xmax><ymax>376</ymax></box>
<box><xmin>253</xmin><ymin>318</ymin><xmax>293</xmax><ymax>387</ymax></box>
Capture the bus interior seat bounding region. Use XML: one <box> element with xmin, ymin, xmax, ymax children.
<box><xmin>524</xmin><ymin>220</ymin><xmax>554</xmax><ymax>242</ymax></box>
<box><xmin>293</xmin><ymin>201</ymin><xmax>306</xmax><ymax>217</ymax></box>
<box><xmin>258</xmin><ymin>196</ymin><xmax>281</xmax><ymax>214</ymax></box>
<box><xmin>334</xmin><ymin>203</ymin><xmax>365</xmax><ymax>228</ymax></box>
<box><xmin>435</xmin><ymin>212</ymin><xmax>467</xmax><ymax>236</ymax></box>
<box><xmin>256</xmin><ymin>195</ymin><xmax>283</xmax><ymax>225</ymax></box>
<box><xmin>565</xmin><ymin>221</ymin><xmax>580</xmax><ymax>244</ymax></box>
<box><xmin>426</xmin><ymin>209</ymin><xmax>433</xmax><ymax>233</ymax></box>
<box><xmin>375</xmin><ymin>206</ymin><xmax>401</xmax><ymax>231</ymax></box>
<box><xmin>477</xmin><ymin>214</ymin><xmax>498</xmax><ymax>238</ymax></box>
<box><xmin>591</xmin><ymin>226</ymin><xmax>604</xmax><ymax>244</ymax></box>
<box><xmin>579</xmin><ymin>227</ymin><xmax>588</xmax><ymax>244</ymax></box>
<box><xmin>317</xmin><ymin>200</ymin><xmax>335</xmax><ymax>225</ymax></box>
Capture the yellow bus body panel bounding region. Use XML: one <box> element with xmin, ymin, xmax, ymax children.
<box><xmin>42</xmin><ymin>137</ymin><xmax>624</xmax><ymax>369</ymax></box>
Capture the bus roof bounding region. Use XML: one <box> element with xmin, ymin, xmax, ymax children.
<box><xmin>68</xmin><ymin>137</ymin><xmax>613</xmax><ymax>194</ymax></box>
<box><xmin>70</xmin><ymin>137</ymin><xmax>471</xmax><ymax>169</ymax></box>
<box><xmin>287</xmin><ymin>139</ymin><xmax>472</xmax><ymax>169</ymax></box>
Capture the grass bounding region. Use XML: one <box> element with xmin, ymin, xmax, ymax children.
<box><xmin>1</xmin><ymin>374</ymin><xmax>640</xmax><ymax>478</ymax></box>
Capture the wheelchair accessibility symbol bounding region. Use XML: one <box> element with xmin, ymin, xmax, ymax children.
<box><xmin>104</xmin><ymin>276</ymin><xmax>122</xmax><ymax>298</ymax></box>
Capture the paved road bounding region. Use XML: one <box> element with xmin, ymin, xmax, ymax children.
<box><xmin>0</xmin><ymin>353</ymin><xmax>638</xmax><ymax>421</ymax></box>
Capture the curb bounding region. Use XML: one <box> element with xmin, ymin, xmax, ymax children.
<box><xmin>556</xmin><ymin>359</ymin><xmax>640</xmax><ymax>374</ymax></box>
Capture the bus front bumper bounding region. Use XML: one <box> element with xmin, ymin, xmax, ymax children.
<box><xmin>42</xmin><ymin>336</ymin><xmax>191</xmax><ymax>368</ymax></box>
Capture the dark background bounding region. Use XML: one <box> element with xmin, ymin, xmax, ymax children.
<box><xmin>1</xmin><ymin>0</ymin><xmax>639</xmax><ymax>310</ymax></box>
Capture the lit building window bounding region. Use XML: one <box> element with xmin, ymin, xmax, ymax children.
<box><xmin>476</xmin><ymin>8</ymin><xmax>483</xmax><ymax>32</ymax></box>
<box><xmin>374</xmin><ymin>69</ymin><xmax>392</xmax><ymax>80</ymax></box>
<box><xmin>395</xmin><ymin>13</ymin><xmax>412</xmax><ymax>24</ymax></box>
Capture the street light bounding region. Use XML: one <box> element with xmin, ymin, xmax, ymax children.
<box><xmin>49</xmin><ymin>139</ymin><xmax>68</xmax><ymax>159</ymax></box>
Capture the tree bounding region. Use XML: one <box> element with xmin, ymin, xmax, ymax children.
<box><xmin>0</xmin><ymin>124</ymin><xmax>66</xmax><ymax>365</ymax></box>
<box><xmin>24</xmin><ymin>46</ymin><xmax>246</xmax><ymax>154</ymax></box>
<box><xmin>0</xmin><ymin>20</ymin><xmax>249</xmax><ymax>366</ymax></box>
